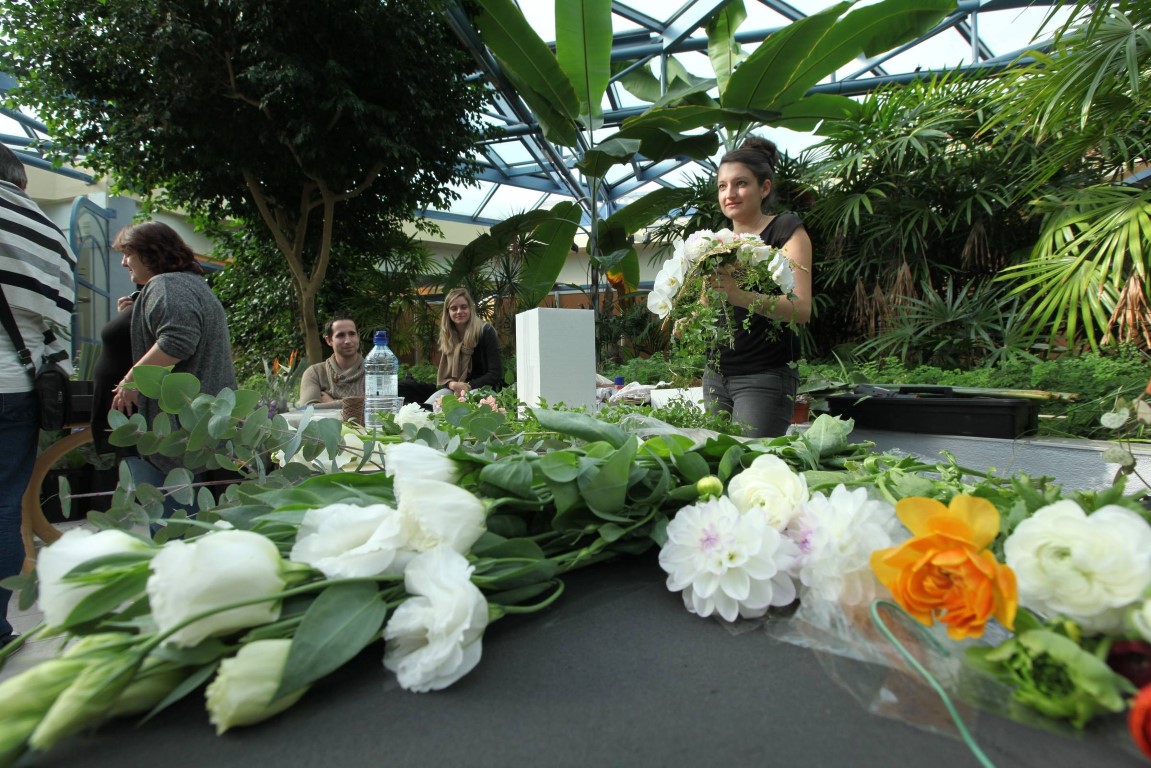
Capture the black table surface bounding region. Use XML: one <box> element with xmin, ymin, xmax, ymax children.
<box><xmin>28</xmin><ymin>551</ymin><xmax>1145</xmax><ymax>768</ymax></box>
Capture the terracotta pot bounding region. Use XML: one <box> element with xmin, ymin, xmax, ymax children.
<box><xmin>792</xmin><ymin>401</ymin><xmax>810</xmax><ymax>424</ymax></box>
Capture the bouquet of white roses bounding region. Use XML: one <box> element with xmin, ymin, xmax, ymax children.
<box><xmin>646</xmin><ymin>228</ymin><xmax>796</xmax><ymax>359</ymax></box>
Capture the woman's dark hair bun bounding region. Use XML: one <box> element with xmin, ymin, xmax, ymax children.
<box><xmin>738</xmin><ymin>136</ymin><xmax>779</xmax><ymax>172</ymax></box>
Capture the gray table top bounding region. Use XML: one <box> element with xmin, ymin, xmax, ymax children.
<box><xmin>28</xmin><ymin>551</ymin><xmax>1144</xmax><ymax>768</ymax></box>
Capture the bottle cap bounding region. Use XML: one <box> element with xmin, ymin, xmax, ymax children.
<box><xmin>374</xmin><ymin>330</ymin><xmax>388</xmax><ymax>344</ymax></box>
<box><xmin>614</xmin><ymin>376</ymin><xmax>624</xmax><ymax>387</ymax></box>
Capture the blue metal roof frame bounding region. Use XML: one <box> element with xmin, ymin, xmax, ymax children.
<box><xmin>4</xmin><ymin>1</ymin><xmax>1067</xmax><ymax>225</ymax></box>
<box><xmin>435</xmin><ymin>0</ymin><xmax>1065</xmax><ymax>227</ymax></box>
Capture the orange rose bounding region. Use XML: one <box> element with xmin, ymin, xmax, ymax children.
<box><xmin>1130</xmin><ymin>684</ymin><xmax>1151</xmax><ymax>758</ymax></box>
<box><xmin>870</xmin><ymin>495</ymin><xmax>1017</xmax><ymax>640</ymax></box>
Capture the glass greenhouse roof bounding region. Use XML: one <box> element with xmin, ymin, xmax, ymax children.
<box><xmin>2</xmin><ymin>1</ymin><xmax>1071</xmax><ymax>224</ymax></box>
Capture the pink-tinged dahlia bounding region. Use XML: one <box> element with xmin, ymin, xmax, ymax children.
<box><xmin>659</xmin><ymin>496</ymin><xmax>799</xmax><ymax>622</ymax></box>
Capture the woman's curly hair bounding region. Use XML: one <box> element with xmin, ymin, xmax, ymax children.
<box><xmin>112</xmin><ymin>221</ymin><xmax>204</xmax><ymax>276</ymax></box>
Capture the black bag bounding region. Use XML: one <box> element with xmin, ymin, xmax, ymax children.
<box><xmin>0</xmin><ymin>286</ymin><xmax>73</xmax><ymax>430</ymax></box>
<box><xmin>34</xmin><ymin>351</ymin><xmax>73</xmax><ymax>431</ymax></box>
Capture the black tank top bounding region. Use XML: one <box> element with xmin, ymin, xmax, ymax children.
<box><xmin>712</xmin><ymin>212</ymin><xmax>804</xmax><ymax>375</ymax></box>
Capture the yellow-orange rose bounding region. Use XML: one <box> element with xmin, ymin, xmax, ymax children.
<box><xmin>870</xmin><ymin>495</ymin><xmax>1017</xmax><ymax>640</ymax></box>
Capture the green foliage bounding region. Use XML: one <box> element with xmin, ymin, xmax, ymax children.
<box><xmin>605</xmin><ymin>352</ymin><xmax>705</xmax><ymax>389</ymax></box>
<box><xmin>988</xmin><ymin>2</ymin><xmax>1151</xmax><ymax>350</ymax></box>
<box><xmin>2</xmin><ymin>0</ymin><xmax>487</xmax><ymax>365</ymax></box>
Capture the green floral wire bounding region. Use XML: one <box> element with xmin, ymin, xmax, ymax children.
<box><xmin>868</xmin><ymin>599</ymin><xmax>998</xmax><ymax>768</ymax></box>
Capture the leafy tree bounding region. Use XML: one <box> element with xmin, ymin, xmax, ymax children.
<box><xmin>2</xmin><ymin>0</ymin><xmax>486</xmax><ymax>365</ymax></box>
<box><xmin>988</xmin><ymin>1</ymin><xmax>1151</xmax><ymax>351</ymax></box>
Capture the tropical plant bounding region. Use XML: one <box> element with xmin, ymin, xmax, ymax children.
<box><xmin>2</xmin><ymin>0</ymin><xmax>487</xmax><ymax>366</ymax></box>
<box><xmin>447</xmin><ymin>0</ymin><xmax>956</xmax><ymax>316</ymax></box>
<box><xmin>989</xmin><ymin>0</ymin><xmax>1151</xmax><ymax>351</ymax></box>
<box><xmin>797</xmin><ymin>72</ymin><xmax>1051</xmax><ymax>348</ymax></box>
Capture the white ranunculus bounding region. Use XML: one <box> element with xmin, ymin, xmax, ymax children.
<box><xmin>646</xmin><ymin>284</ymin><xmax>675</xmax><ymax>319</ymax></box>
<box><xmin>395</xmin><ymin>402</ymin><xmax>432</xmax><ymax>430</ymax></box>
<box><xmin>383</xmin><ymin>547</ymin><xmax>489</xmax><ymax>692</ymax></box>
<box><xmin>383</xmin><ymin>442</ymin><xmax>459</xmax><ymax>484</ymax></box>
<box><xmin>147</xmin><ymin>530</ymin><xmax>286</xmax><ymax>648</ymax></box>
<box><xmin>1005</xmin><ymin>500</ymin><xmax>1151</xmax><ymax>633</ymax></box>
<box><xmin>659</xmin><ymin>496</ymin><xmax>799</xmax><ymax>622</ymax></box>
<box><xmin>37</xmin><ymin>528</ymin><xmax>152</xmax><ymax>627</ymax></box>
<box><xmin>205</xmin><ymin>639</ymin><xmax>309</xmax><ymax>734</ymax></box>
<box><xmin>788</xmin><ymin>485</ymin><xmax>899</xmax><ymax>605</ymax></box>
<box><xmin>290</xmin><ymin>503</ymin><xmax>406</xmax><ymax>578</ymax></box>
<box><xmin>726</xmin><ymin>454</ymin><xmax>808</xmax><ymax>530</ymax></box>
<box><xmin>396</xmin><ymin>479</ymin><xmax>486</xmax><ymax>556</ymax></box>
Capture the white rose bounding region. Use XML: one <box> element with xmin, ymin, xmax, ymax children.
<box><xmin>395</xmin><ymin>402</ymin><xmax>432</xmax><ymax>430</ymax></box>
<box><xmin>37</xmin><ymin>529</ymin><xmax>152</xmax><ymax>627</ymax></box>
<box><xmin>383</xmin><ymin>442</ymin><xmax>459</xmax><ymax>484</ymax></box>
<box><xmin>1005</xmin><ymin>500</ymin><xmax>1151</xmax><ymax>633</ymax></box>
<box><xmin>147</xmin><ymin>530</ymin><xmax>286</xmax><ymax>648</ymax></box>
<box><xmin>383</xmin><ymin>547</ymin><xmax>489</xmax><ymax>692</ymax></box>
<box><xmin>682</xmin><ymin>231</ymin><xmax>713</xmax><ymax>263</ymax></box>
<box><xmin>727</xmin><ymin>454</ymin><xmax>808</xmax><ymax>530</ymax></box>
<box><xmin>205</xmin><ymin>639</ymin><xmax>309</xmax><ymax>734</ymax></box>
<box><xmin>290</xmin><ymin>503</ymin><xmax>406</xmax><ymax>579</ymax></box>
<box><xmin>396</xmin><ymin>478</ymin><xmax>486</xmax><ymax>556</ymax></box>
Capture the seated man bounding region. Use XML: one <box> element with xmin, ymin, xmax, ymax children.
<box><xmin>297</xmin><ymin>316</ymin><xmax>364</xmax><ymax>409</ymax></box>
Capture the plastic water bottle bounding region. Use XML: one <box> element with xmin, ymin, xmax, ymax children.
<box><xmin>364</xmin><ymin>330</ymin><xmax>399</xmax><ymax>430</ymax></box>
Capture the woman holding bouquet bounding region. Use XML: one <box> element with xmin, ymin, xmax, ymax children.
<box><xmin>706</xmin><ymin>136</ymin><xmax>813</xmax><ymax>437</ymax></box>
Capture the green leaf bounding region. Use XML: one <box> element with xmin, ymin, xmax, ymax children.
<box><xmin>706</xmin><ymin>0</ymin><xmax>748</xmax><ymax>97</ymax></box>
<box><xmin>578</xmin><ymin>436</ymin><xmax>638</xmax><ymax>519</ymax></box>
<box><xmin>556</xmin><ymin>0</ymin><xmax>612</xmax><ymax>128</ymax></box>
<box><xmin>576</xmin><ymin>138</ymin><xmax>642</xmax><ymax>178</ymax></box>
<box><xmin>673</xmin><ymin>452</ymin><xmax>711</xmax><ymax>483</ymax></box>
<box><xmin>140</xmin><ymin>662</ymin><xmax>220</xmax><ymax>725</ymax></box>
<box><xmin>602</xmin><ymin>187</ymin><xmax>695</xmax><ymax>235</ymax></box>
<box><xmin>472</xmin><ymin>0</ymin><xmax>580</xmax><ymax>146</ymax></box>
<box><xmin>158</xmin><ymin>372</ymin><xmax>202</xmax><ymax>414</ymax></box>
<box><xmin>164</xmin><ymin>467</ymin><xmax>196</xmax><ymax>506</ymax></box>
<box><xmin>276</xmin><ymin>583</ymin><xmax>389</xmax><ymax>697</ymax></box>
<box><xmin>533</xmin><ymin>409</ymin><xmax>628</xmax><ymax>449</ymax></box>
<box><xmin>62</xmin><ymin>567</ymin><xmax>150</xmax><ymax>628</ymax></box>
<box><xmin>479</xmin><ymin>458</ymin><xmax>535</xmax><ymax>498</ymax></box>
<box><xmin>801</xmin><ymin>414</ymin><xmax>854</xmax><ymax>459</ymax></box>
<box><xmin>131</xmin><ymin>365</ymin><xmax>171</xmax><ymax>399</ymax></box>
<box><xmin>519</xmin><ymin>201</ymin><xmax>582</xmax><ymax>306</ymax></box>
<box><xmin>538</xmin><ymin>450</ymin><xmax>580</xmax><ymax>483</ymax></box>
<box><xmin>723</xmin><ymin>0</ymin><xmax>953</xmax><ymax>111</ymax></box>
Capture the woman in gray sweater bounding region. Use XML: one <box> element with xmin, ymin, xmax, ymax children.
<box><xmin>110</xmin><ymin>222</ymin><xmax>237</xmax><ymax>526</ymax></box>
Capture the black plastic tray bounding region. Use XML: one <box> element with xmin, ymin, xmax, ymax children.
<box><xmin>825</xmin><ymin>385</ymin><xmax>1039</xmax><ymax>439</ymax></box>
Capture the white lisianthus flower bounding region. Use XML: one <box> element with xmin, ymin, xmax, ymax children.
<box><xmin>37</xmin><ymin>528</ymin><xmax>152</xmax><ymax>627</ymax></box>
<box><xmin>205</xmin><ymin>639</ymin><xmax>309</xmax><ymax>734</ymax></box>
<box><xmin>395</xmin><ymin>478</ymin><xmax>486</xmax><ymax>556</ymax></box>
<box><xmin>395</xmin><ymin>402</ymin><xmax>432</xmax><ymax>430</ymax></box>
<box><xmin>659</xmin><ymin>496</ymin><xmax>800</xmax><ymax>622</ymax></box>
<box><xmin>1005</xmin><ymin>500</ymin><xmax>1151</xmax><ymax>633</ymax></box>
<box><xmin>788</xmin><ymin>485</ymin><xmax>899</xmax><ymax>605</ymax></box>
<box><xmin>383</xmin><ymin>546</ymin><xmax>489</xmax><ymax>692</ymax></box>
<box><xmin>726</xmin><ymin>454</ymin><xmax>808</xmax><ymax>530</ymax></box>
<box><xmin>290</xmin><ymin>503</ymin><xmax>406</xmax><ymax>579</ymax></box>
<box><xmin>147</xmin><ymin>530</ymin><xmax>286</xmax><ymax>648</ymax></box>
<box><xmin>383</xmin><ymin>442</ymin><xmax>459</xmax><ymax>484</ymax></box>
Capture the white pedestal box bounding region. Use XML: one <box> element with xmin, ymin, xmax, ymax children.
<box><xmin>515</xmin><ymin>308</ymin><xmax>596</xmax><ymax>411</ymax></box>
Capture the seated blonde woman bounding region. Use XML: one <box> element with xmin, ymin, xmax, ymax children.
<box><xmin>436</xmin><ymin>288</ymin><xmax>503</xmax><ymax>394</ymax></box>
